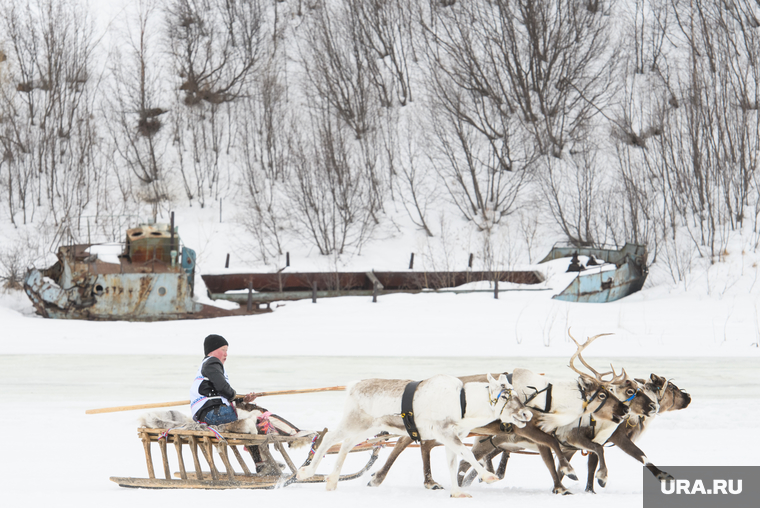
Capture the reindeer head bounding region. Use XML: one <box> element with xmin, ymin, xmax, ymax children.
<box><xmin>641</xmin><ymin>374</ymin><xmax>691</xmax><ymax>413</ymax></box>
<box><xmin>487</xmin><ymin>373</ymin><xmax>533</xmax><ymax>428</ymax></box>
<box><xmin>608</xmin><ymin>365</ymin><xmax>657</xmax><ymax>417</ymax></box>
<box><xmin>568</xmin><ymin>331</ymin><xmax>629</xmax><ymax>423</ymax></box>
<box><xmin>576</xmin><ymin>375</ymin><xmax>629</xmax><ymax>423</ymax></box>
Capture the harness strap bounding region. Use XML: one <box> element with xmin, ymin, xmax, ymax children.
<box><xmin>401</xmin><ymin>380</ymin><xmax>422</xmax><ymax>442</ymax></box>
<box><xmin>524</xmin><ymin>383</ymin><xmax>553</xmax><ymax>413</ymax></box>
<box><xmin>460</xmin><ymin>386</ymin><xmax>467</xmax><ymax>418</ymax></box>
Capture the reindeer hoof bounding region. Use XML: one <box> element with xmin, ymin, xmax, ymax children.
<box><xmin>553</xmin><ymin>487</ymin><xmax>571</xmax><ymax>495</ymax></box>
<box><xmin>560</xmin><ymin>465</ymin><xmax>577</xmax><ymax>482</ymax></box>
<box><xmin>658</xmin><ymin>473</ymin><xmax>675</xmax><ymax>483</ymax></box>
<box><xmin>482</xmin><ymin>473</ymin><xmax>499</xmax><ymax>484</ymax></box>
<box><xmin>425</xmin><ymin>482</ymin><xmax>444</xmax><ymax>490</ymax></box>
<box><xmin>451</xmin><ymin>491</ymin><xmax>472</xmax><ymax>498</ymax></box>
<box><xmin>585</xmin><ymin>487</ymin><xmax>597</xmax><ymax>494</ymax></box>
<box><xmin>597</xmin><ymin>478</ymin><xmax>606</xmax><ymax>488</ymax></box>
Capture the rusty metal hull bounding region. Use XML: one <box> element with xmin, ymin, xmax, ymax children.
<box><xmin>24</xmin><ymin>229</ymin><xmax>270</xmax><ymax>321</ymax></box>
<box><xmin>202</xmin><ymin>270</ymin><xmax>544</xmax><ymax>293</ymax></box>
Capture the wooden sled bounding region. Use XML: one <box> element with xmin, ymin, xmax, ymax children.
<box><xmin>111</xmin><ymin>427</ymin><xmax>391</xmax><ymax>489</ymax></box>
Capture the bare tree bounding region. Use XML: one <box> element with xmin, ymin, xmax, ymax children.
<box><xmin>347</xmin><ymin>0</ymin><xmax>417</xmax><ymax>107</ymax></box>
<box><xmin>299</xmin><ymin>0</ymin><xmax>376</xmax><ymax>140</ymax></box>
<box><xmin>538</xmin><ymin>139</ymin><xmax>606</xmax><ymax>247</ymax></box>
<box><xmin>164</xmin><ymin>0</ymin><xmax>265</xmax><ymax>206</ymax></box>
<box><xmin>0</xmin><ymin>0</ymin><xmax>100</xmax><ymax>232</ymax></box>
<box><xmin>421</xmin><ymin>2</ymin><xmax>537</xmax><ymax>230</ymax></box>
<box><xmin>287</xmin><ymin>104</ymin><xmax>376</xmax><ymax>255</ymax></box>
<box><xmin>105</xmin><ymin>0</ymin><xmax>171</xmax><ymax>221</ymax></box>
<box><xmin>383</xmin><ymin>111</ymin><xmax>437</xmax><ymax>237</ymax></box>
<box><xmin>238</xmin><ymin>56</ymin><xmax>290</xmax><ymax>263</ymax></box>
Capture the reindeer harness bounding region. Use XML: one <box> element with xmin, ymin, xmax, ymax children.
<box><xmin>401</xmin><ymin>381</ymin><xmax>466</xmax><ymax>442</ymax></box>
<box><xmin>400</xmin><ymin>380</ymin><xmax>503</xmax><ymax>442</ymax></box>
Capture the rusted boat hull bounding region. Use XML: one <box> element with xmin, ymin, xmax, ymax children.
<box><xmin>24</xmin><ymin>222</ymin><xmax>270</xmax><ymax>321</ymax></box>
<box><xmin>540</xmin><ymin>243</ymin><xmax>648</xmax><ymax>303</ymax></box>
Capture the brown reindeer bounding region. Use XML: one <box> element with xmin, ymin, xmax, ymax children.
<box><xmin>580</xmin><ymin>374</ymin><xmax>691</xmax><ymax>492</ymax></box>
<box><xmin>461</xmin><ymin>333</ymin><xmax>650</xmax><ymax>493</ymax></box>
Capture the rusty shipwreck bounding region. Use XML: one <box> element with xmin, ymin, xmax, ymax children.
<box><xmin>23</xmin><ymin>220</ymin><xmax>267</xmax><ymax>321</ymax></box>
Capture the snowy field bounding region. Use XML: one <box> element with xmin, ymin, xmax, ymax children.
<box><xmin>2</xmin><ymin>281</ymin><xmax>759</xmax><ymax>508</ymax></box>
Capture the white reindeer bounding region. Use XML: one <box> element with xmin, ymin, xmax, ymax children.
<box><xmin>296</xmin><ymin>373</ymin><xmax>532</xmax><ymax>498</ymax></box>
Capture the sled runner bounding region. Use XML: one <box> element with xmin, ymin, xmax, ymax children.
<box><xmin>110</xmin><ymin>426</ymin><xmax>389</xmax><ymax>489</ymax></box>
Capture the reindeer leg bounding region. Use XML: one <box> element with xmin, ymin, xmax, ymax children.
<box><xmin>434</xmin><ymin>429</ymin><xmax>500</xmax><ymax>497</ymax></box>
<box><xmin>558</xmin><ymin>449</ymin><xmax>577</xmax><ymax>482</ymax></box>
<box><xmin>538</xmin><ymin>445</ymin><xmax>570</xmax><ymax>495</ymax></box>
<box><xmin>569</xmin><ymin>437</ymin><xmax>608</xmax><ymax>488</ymax></box>
<box><xmin>421</xmin><ymin>440</ymin><xmax>444</xmax><ymax>490</ymax></box>
<box><xmin>368</xmin><ymin>436</ymin><xmax>413</xmax><ymax>487</ymax></box>
<box><xmin>446</xmin><ymin>448</ymin><xmax>471</xmax><ymax>498</ymax></box>
<box><xmin>514</xmin><ymin>423</ymin><xmax>578</xmax><ymax>481</ymax></box>
<box><xmin>326</xmin><ymin>434</ymin><xmax>366</xmax><ymax>491</ymax></box>
<box><xmin>608</xmin><ymin>430</ymin><xmax>674</xmax><ymax>483</ymax></box>
<box><xmin>297</xmin><ymin>427</ymin><xmax>348</xmax><ymax>481</ymax></box>
<box><xmin>495</xmin><ymin>451</ymin><xmax>509</xmax><ymax>479</ymax></box>
<box><xmin>586</xmin><ymin>453</ymin><xmax>599</xmax><ymax>493</ymax></box>
<box><xmin>458</xmin><ymin>436</ymin><xmax>497</xmax><ymax>487</ymax></box>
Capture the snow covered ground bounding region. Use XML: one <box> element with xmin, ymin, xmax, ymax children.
<box><xmin>2</xmin><ymin>272</ymin><xmax>759</xmax><ymax>507</ymax></box>
<box><xmin>2</xmin><ymin>202</ymin><xmax>760</xmax><ymax>508</ymax></box>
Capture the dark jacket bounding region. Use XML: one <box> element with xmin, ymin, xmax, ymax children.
<box><xmin>195</xmin><ymin>356</ymin><xmax>236</xmax><ymax>418</ymax></box>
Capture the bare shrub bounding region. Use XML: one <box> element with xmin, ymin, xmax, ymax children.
<box><xmin>286</xmin><ymin>107</ymin><xmax>376</xmax><ymax>256</ymax></box>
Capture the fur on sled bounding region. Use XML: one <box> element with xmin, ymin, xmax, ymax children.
<box><xmin>138</xmin><ymin>405</ymin><xmax>314</xmax><ymax>448</ymax></box>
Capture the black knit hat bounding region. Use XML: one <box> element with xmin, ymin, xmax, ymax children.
<box><xmin>204</xmin><ymin>334</ymin><xmax>229</xmax><ymax>356</ymax></box>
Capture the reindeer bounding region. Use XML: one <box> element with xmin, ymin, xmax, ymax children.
<box><xmin>368</xmin><ymin>373</ymin><xmax>581</xmax><ymax>492</ymax></box>
<box><xmin>581</xmin><ymin>373</ymin><xmax>691</xmax><ymax>492</ymax></box>
<box><xmin>296</xmin><ymin>373</ymin><xmax>532</xmax><ymax>498</ymax></box>
<box><xmin>460</xmin><ymin>333</ymin><xmax>644</xmax><ymax>493</ymax></box>
<box><xmin>370</xmin><ymin>339</ymin><xmax>630</xmax><ymax>495</ymax></box>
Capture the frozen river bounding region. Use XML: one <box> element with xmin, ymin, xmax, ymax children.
<box><xmin>5</xmin><ymin>355</ymin><xmax>759</xmax><ymax>508</ymax></box>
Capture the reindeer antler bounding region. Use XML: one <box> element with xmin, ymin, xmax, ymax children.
<box><xmin>568</xmin><ymin>329</ymin><xmax>614</xmax><ymax>383</ymax></box>
<box><xmin>609</xmin><ymin>364</ymin><xmax>628</xmax><ymax>385</ymax></box>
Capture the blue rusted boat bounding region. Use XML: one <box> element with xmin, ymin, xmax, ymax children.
<box><xmin>23</xmin><ymin>220</ymin><xmax>267</xmax><ymax>321</ymax></box>
<box><xmin>539</xmin><ymin>243</ymin><xmax>648</xmax><ymax>303</ymax></box>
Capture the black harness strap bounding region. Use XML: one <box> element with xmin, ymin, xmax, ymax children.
<box><xmin>523</xmin><ymin>383</ymin><xmax>553</xmax><ymax>413</ymax></box>
<box><xmin>460</xmin><ymin>386</ymin><xmax>467</xmax><ymax>418</ymax></box>
<box><xmin>401</xmin><ymin>380</ymin><xmax>422</xmax><ymax>442</ymax></box>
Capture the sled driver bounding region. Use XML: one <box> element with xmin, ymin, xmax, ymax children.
<box><xmin>190</xmin><ymin>334</ymin><xmax>256</xmax><ymax>425</ymax></box>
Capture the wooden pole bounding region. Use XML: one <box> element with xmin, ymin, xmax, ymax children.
<box><xmin>85</xmin><ymin>385</ymin><xmax>347</xmax><ymax>414</ymax></box>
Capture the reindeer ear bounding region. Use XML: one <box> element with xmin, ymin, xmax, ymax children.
<box><xmin>650</xmin><ymin>373</ymin><xmax>665</xmax><ymax>385</ymax></box>
<box><xmin>577</xmin><ymin>375</ymin><xmax>593</xmax><ymax>390</ymax></box>
<box><xmin>487</xmin><ymin>373</ymin><xmax>497</xmax><ymax>384</ymax></box>
<box><xmin>497</xmin><ymin>373</ymin><xmax>510</xmax><ymax>387</ymax></box>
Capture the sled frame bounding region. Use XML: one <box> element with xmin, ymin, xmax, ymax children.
<box><xmin>110</xmin><ymin>427</ymin><xmax>389</xmax><ymax>489</ymax></box>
